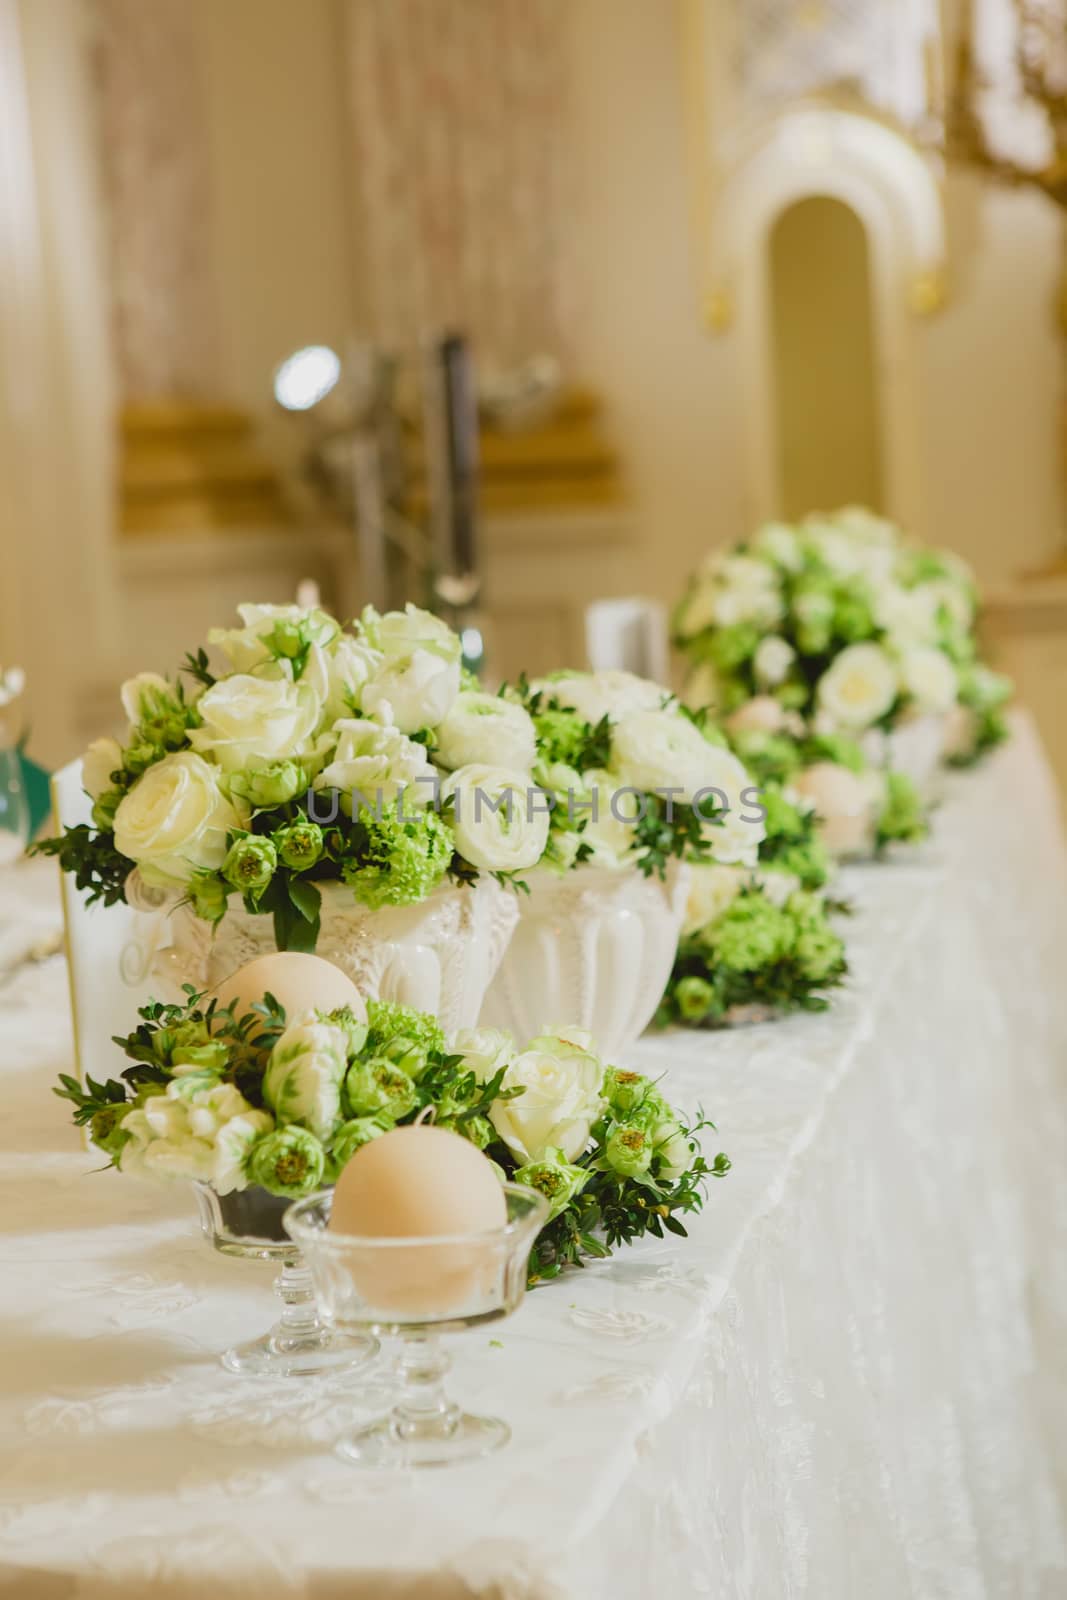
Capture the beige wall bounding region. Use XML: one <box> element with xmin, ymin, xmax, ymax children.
<box><xmin>192</xmin><ymin>0</ymin><xmax>359</xmax><ymax>475</ymax></box>
<box><xmin>558</xmin><ymin>0</ymin><xmax>1065</xmax><ymax>601</ymax></box>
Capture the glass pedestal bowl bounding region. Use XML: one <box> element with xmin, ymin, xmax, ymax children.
<box><xmin>193</xmin><ymin>1183</ymin><xmax>379</xmax><ymax>1378</ymax></box>
<box><xmin>284</xmin><ymin>1183</ymin><xmax>547</xmax><ymax>1467</ymax></box>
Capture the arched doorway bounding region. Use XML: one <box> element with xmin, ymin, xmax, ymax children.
<box><xmin>768</xmin><ymin>196</ymin><xmax>884</xmax><ymax>518</ymax></box>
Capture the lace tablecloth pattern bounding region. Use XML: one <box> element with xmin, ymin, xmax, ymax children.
<box><xmin>0</xmin><ymin>715</ymin><xmax>1064</xmax><ymax>1598</ymax></box>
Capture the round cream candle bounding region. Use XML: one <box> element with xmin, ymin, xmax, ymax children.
<box><xmin>329</xmin><ymin>1125</ymin><xmax>507</xmax><ymax>1316</ymax></box>
<box><xmin>214</xmin><ymin>952</ymin><xmax>367</xmax><ymax>1023</ymax></box>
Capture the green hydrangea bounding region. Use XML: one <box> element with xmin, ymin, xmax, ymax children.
<box><xmin>793</xmin><ymin>920</ymin><xmax>846</xmax><ymax>983</ymax></box>
<box><xmin>342</xmin><ymin>809</ymin><xmax>452</xmax><ymax>910</ymax></box>
<box><xmin>709</xmin><ymin>893</ymin><xmax>795</xmax><ymax>972</ymax></box>
<box><xmin>246</xmin><ymin>1126</ymin><xmax>325</xmax><ymax>1197</ymax></box>
<box><xmin>877</xmin><ymin>771</ymin><xmax>927</xmax><ymax>847</ymax></box>
<box><xmin>344</xmin><ymin>1056</ymin><xmax>419</xmax><ymax>1120</ymax></box>
<box><xmin>365</xmin><ymin>1000</ymin><xmax>446</xmax><ymax>1067</ymax></box>
<box><xmin>533</xmin><ymin>706</ymin><xmax>596</xmax><ymax>768</ymax></box>
<box><xmin>706</xmin><ymin>623</ymin><xmax>762</xmax><ymax>672</ymax></box>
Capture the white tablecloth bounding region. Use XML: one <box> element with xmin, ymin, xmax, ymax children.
<box><xmin>1</xmin><ymin>716</ymin><xmax>1065</xmax><ymax>1599</ymax></box>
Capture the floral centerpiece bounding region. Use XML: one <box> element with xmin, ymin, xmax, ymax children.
<box><xmin>723</xmin><ymin>711</ymin><xmax>928</xmax><ymax>859</ymax></box>
<box><xmin>657</xmin><ymin>714</ymin><xmax>848</xmax><ymax>1028</ymax></box>
<box><xmin>35</xmin><ymin>602</ymin><xmax>555</xmax><ymax>1025</ymax></box>
<box><xmin>478</xmin><ymin>669</ymin><xmax>767</xmax><ymax>1054</ymax></box>
<box><xmin>56</xmin><ymin>990</ymin><xmax>726</xmax><ymax>1284</ymax></box>
<box><xmin>674</xmin><ymin>507</ymin><xmax>1012</xmax><ymax>772</ymax></box>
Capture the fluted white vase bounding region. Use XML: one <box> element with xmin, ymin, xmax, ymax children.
<box><xmin>148</xmin><ymin>878</ymin><xmax>519</xmax><ymax>1035</ymax></box>
<box><xmin>478</xmin><ymin>863</ymin><xmax>689</xmax><ymax>1059</ymax></box>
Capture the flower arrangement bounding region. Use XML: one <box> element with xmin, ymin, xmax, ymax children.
<box><xmin>502</xmin><ymin>668</ymin><xmax>767</xmax><ymax>876</ymax></box>
<box><xmin>56</xmin><ymin>991</ymin><xmax>726</xmax><ymax>1284</ymax></box>
<box><xmin>658</xmin><ymin>876</ymin><xmax>847</xmax><ymax>1029</ymax></box>
<box><xmin>36</xmin><ymin>602</ymin><xmax>553</xmax><ymax>951</ymax></box>
<box><xmin>674</xmin><ymin>507</ymin><xmax>1011</xmax><ymax>764</ymax></box>
<box><xmin>723</xmin><ymin>719</ymin><xmax>928</xmax><ymax>857</ymax></box>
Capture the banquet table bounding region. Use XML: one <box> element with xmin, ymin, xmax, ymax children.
<box><xmin>1</xmin><ymin>715</ymin><xmax>1066</xmax><ymax>1600</ymax></box>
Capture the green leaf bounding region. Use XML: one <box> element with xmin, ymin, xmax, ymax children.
<box><xmin>288</xmin><ymin>878</ymin><xmax>322</xmax><ymax>925</ymax></box>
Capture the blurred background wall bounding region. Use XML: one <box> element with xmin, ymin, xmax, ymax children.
<box><xmin>1</xmin><ymin>0</ymin><xmax>1065</xmax><ymax>781</ymax></box>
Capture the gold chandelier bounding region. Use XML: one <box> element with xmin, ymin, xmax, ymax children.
<box><xmin>946</xmin><ymin>0</ymin><xmax>1067</xmax><ymax>208</ymax></box>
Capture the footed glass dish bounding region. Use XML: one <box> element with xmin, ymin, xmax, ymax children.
<box><xmin>194</xmin><ymin>1182</ymin><xmax>379</xmax><ymax>1379</ymax></box>
<box><xmin>285</xmin><ymin>1183</ymin><xmax>547</xmax><ymax>1467</ymax></box>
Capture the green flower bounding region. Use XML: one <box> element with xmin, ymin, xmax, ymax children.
<box><xmin>90</xmin><ymin>1103</ymin><xmax>132</xmax><ymax>1160</ymax></box>
<box><xmin>833</xmin><ymin>592</ymin><xmax>875</xmax><ymax>642</ymax></box>
<box><xmin>706</xmin><ymin>623</ymin><xmax>762</xmax><ymax>672</ymax></box>
<box><xmin>674</xmin><ymin>975</ymin><xmax>716</xmax><ymax>1022</ymax></box>
<box><xmin>794</xmin><ymin>921</ymin><xmax>846</xmax><ymax>983</ymax></box>
<box><xmin>273</xmin><ymin>819</ymin><xmax>324</xmax><ymax>872</ymax></box>
<box><xmin>602</xmin><ymin>1067</ymin><xmax>653</xmax><ymax>1118</ymax></box>
<box><xmin>808</xmin><ymin>733</ymin><xmax>866</xmax><ymax>774</ymax></box>
<box><xmin>366</xmin><ymin>1000</ymin><xmax>445</xmax><ymax>1067</ymax></box>
<box><xmin>877</xmin><ymin>771</ymin><xmax>927</xmax><ymax>847</ymax></box>
<box><xmin>229</xmin><ymin>761</ymin><xmax>307</xmax><ymax>809</ymax></box>
<box><xmin>187</xmin><ymin>871</ymin><xmax>229</xmax><ymax>926</ymax></box>
<box><xmin>604</xmin><ymin>1124</ymin><xmax>653</xmax><ymax>1178</ymax></box>
<box><xmin>91</xmin><ymin>789</ymin><xmax>123</xmax><ymax>830</ymax></box>
<box><xmin>222</xmin><ymin>833</ymin><xmax>277</xmax><ymax>897</ymax></box>
<box><xmin>710</xmin><ymin>894</ymin><xmax>794</xmax><ymax>972</ymax></box>
<box><xmin>327</xmin><ymin>1115</ymin><xmax>388</xmax><ymax>1178</ymax></box>
<box><xmin>246</xmin><ymin>1126</ymin><xmax>325</xmax><ymax>1197</ymax></box>
<box><xmin>342</xmin><ymin>809</ymin><xmax>452</xmax><ymax>911</ymax></box>
<box><xmin>344</xmin><ymin>1056</ymin><xmax>419</xmax><ymax>1120</ymax></box>
<box><xmin>532</xmin><ymin>706</ymin><xmax>595</xmax><ymax>768</ymax></box>
<box><xmin>513</xmin><ymin>1146</ymin><xmax>588</xmax><ymax>1220</ymax></box>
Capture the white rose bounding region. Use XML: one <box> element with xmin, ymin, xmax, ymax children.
<box><xmin>120</xmin><ymin>671</ymin><xmax>175</xmax><ymax>725</ymax></box>
<box><xmin>753</xmin><ymin>636</ymin><xmax>795</xmax><ymax>687</ymax></box>
<box><xmin>725</xmin><ymin>696</ymin><xmax>791</xmax><ymax>736</ymax></box>
<box><xmin>362</xmin><ymin>648</ymin><xmax>461</xmax><ymax>734</ymax></box>
<box><xmin>358</xmin><ymin>603</ymin><xmax>462</xmax><ymax>733</ymax></box>
<box><xmin>82</xmin><ymin>736</ymin><xmax>123</xmax><ymax>801</ymax></box>
<box><xmin>610</xmin><ymin>710</ymin><xmax>747</xmax><ymax>808</ymax></box>
<box><xmin>263</xmin><ymin>1019</ymin><xmax>349</xmax><ymax>1139</ymax></box>
<box><xmin>791</xmin><ymin>761</ymin><xmax>876</xmax><ymax>858</ymax></box>
<box><xmin>816</xmin><ymin>643</ymin><xmax>898</xmax><ymax>731</ymax></box>
<box><xmin>535</xmin><ymin>669</ymin><xmax>668</xmax><ymax>726</ymax></box>
<box><xmin>118</xmin><ymin>1100</ymin><xmax>216</xmax><ymax>1184</ymax></box>
<box><xmin>488</xmin><ymin>1043</ymin><xmax>604</xmax><ymax>1163</ymax></box>
<box><xmin>579</xmin><ymin>770</ymin><xmax>639</xmax><ymax>870</ymax></box>
<box><xmin>753</xmin><ymin>521</ymin><xmax>803</xmax><ymax>572</ymax></box>
<box><xmin>831</xmin><ymin>506</ymin><xmax>900</xmax><ymax>547</ymax></box>
<box><xmin>922</xmin><ymin>578</ymin><xmax>973</xmax><ymax>633</ymax></box>
<box><xmin>899</xmin><ymin>646</ymin><xmax>958</xmax><ymax>714</ymax></box>
<box><xmin>315</xmin><ymin>716</ymin><xmax>437</xmax><ymax>810</ymax></box>
<box><xmin>188</xmin><ymin>674</ymin><xmax>320</xmax><ymax>773</ymax></box>
<box><xmin>322</xmin><ymin>636</ymin><xmax>382</xmax><ymax>724</ymax></box>
<box><xmin>871</xmin><ymin>581</ymin><xmax>939</xmax><ymax>648</ymax></box>
<box><xmin>651</xmin><ymin>1120</ymin><xmax>691</xmax><ymax>1181</ymax></box>
<box><xmin>443</xmin><ymin>763</ymin><xmax>550</xmax><ymax>872</ymax></box>
<box><xmin>709</xmin><ymin>554</ymin><xmax>784</xmax><ymax>627</ymax></box>
<box><xmin>435</xmin><ymin>691</ymin><xmax>537</xmax><ymax>772</ymax></box>
<box><xmin>452</xmin><ymin>1026</ymin><xmax>517</xmax><ymax>1082</ymax></box>
<box><xmin>113</xmin><ymin>752</ymin><xmax>247</xmax><ymax>887</ymax></box>
<box><xmin>806</xmin><ymin>519</ymin><xmax>895</xmax><ymax>583</ymax></box>
<box><xmin>683</xmin><ymin>863</ymin><xmax>743</xmax><ymax>935</ymax></box>
<box><xmin>208</xmin><ymin>602</ymin><xmax>339</xmax><ymax>673</ymax></box>
<box><xmin>213</xmin><ymin>1110</ymin><xmax>275</xmax><ymax>1195</ymax></box>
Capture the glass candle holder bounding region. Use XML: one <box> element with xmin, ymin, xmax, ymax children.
<box><xmin>284</xmin><ymin>1183</ymin><xmax>547</xmax><ymax>1467</ymax></box>
<box><xmin>193</xmin><ymin>1183</ymin><xmax>379</xmax><ymax>1378</ymax></box>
